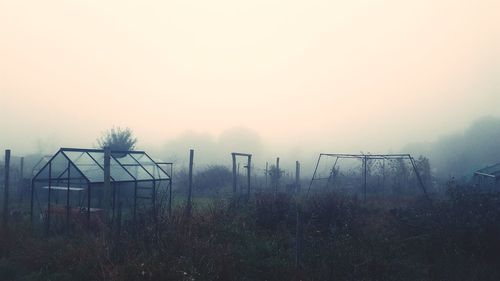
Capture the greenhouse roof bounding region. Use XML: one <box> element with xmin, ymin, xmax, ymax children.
<box><xmin>33</xmin><ymin>148</ymin><xmax>171</xmax><ymax>184</ymax></box>
<box><xmin>474</xmin><ymin>162</ymin><xmax>500</xmax><ymax>179</ymax></box>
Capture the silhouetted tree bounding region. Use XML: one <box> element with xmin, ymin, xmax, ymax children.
<box><xmin>97</xmin><ymin>127</ymin><xmax>137</xmax><ymax>151</ymax></box>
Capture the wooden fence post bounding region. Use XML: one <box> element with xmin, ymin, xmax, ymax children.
<box><xmin>232</xmin><ymin>153</ymin><xmax>237</xmax><ymax>195</ymax></box>
<box><xmin>103</xmin><ymin>146</ymin><xmax>111</xmax><ymax>223</ymax></box>
<box><xmin>19</xmin><ymin>157</ymin><xmax>24</xmax><ymax>181</ymax></box>
<box><xmin>185</xmin><ymin>149</ymin><xmax>194</xmax><ymax>217</ymax></box>
<box><xmin>18</xmin><ymin>157</ymin><xmax>24</xmax><ymax>202</ymax></box>
<box><xmin>295</xmin><ymin>161</ymin><xmax>298</xmax><ymax>192</ymax></box>
<box><xmin>237</xmin><ymin>163</ymin><xmax>240</xmax><ymax>192</ymax></box>
<box><xmin>363</xmin><ymin>156</ymin><xmax>367</xmax><ymax>203</ymax></box>
<box><xmin>247</xmin><ymin>156</ymin><xmax>252</xmax><ymax>200</ymax></box>
<box><xmin>275</xmin><ymin>157</ymin><xmax>280</xmax><ymax>196</ymax></box>
<box><xmin>265</xmin><ymin>162</ymin><xmax>268</xmax><ymax>189</ymax></box>
<box><xmin>3</xmin><ymin>150</ymin><xmax>11</xmax><ymax>229</ymax></box>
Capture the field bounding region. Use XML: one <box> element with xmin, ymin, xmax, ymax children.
<box><xmin>2</xmin><ymin>184</ymin><xmax>500</xmax><ymax>281</ymax></box>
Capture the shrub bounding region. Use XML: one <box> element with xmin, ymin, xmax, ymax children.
<box><xmin>194</xmin><ymin>165</ymin><xmax>232</xmax><ymax>193</ymax></box>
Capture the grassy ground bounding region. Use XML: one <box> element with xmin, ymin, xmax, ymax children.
<box><xmin>1</xmin><ymin>187</ymin><xmax>500</xmax><ymax>281</ymax></box>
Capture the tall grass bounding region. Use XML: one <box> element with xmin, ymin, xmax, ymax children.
<box><xmin>1</xmin><ymin>187</ymin><xmax>500</xmax><ymax>280</ymax></box>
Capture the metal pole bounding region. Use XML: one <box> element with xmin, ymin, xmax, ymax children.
<box><xmin>325</xmin><ymin>157</ymin><xmax>339</xmax><ymax>190</ymax></box>
<box><xmin>46</xmin><ymin>162</ymin><xmax>52</xmax><ymax>234</ymax></box>
<box><xmin>66</xmin><ymin>160</ymin><xmax>71</xmax><ymax>231</ymax></box>
<box><xmin>87</xmin><ymin>183</ymin><xmax>91</xmax><ymax>228</ymax></box>
<box><xmin>152</xmin><ymin>179</ymin><xmax>157</xmax><ymax>221</ymax></box>
<box><xmin>133</xmin><ymin>181</ymin><xmax>138</xmax><ymax>224</ymax></box>
<box><xmin>169</xmin><ymin>165</ymin><xmax>173</xmax><ymax>216</ymax></box>
<box><xmin>112</xmin><ymin>183</ymin><xmax>116</xmax><ymax>223</ymax></box>
<box><xmin>308</xmin><ymin>154</ymin><xmax>322</xmax><ymax>194</ymax></box>
<box><xmin>3</xmin><ymin>150</ymin><xmax>11</xmax><ymax>229</ymax></box>
<box><xmin>152</xmin><ymin>179</ymin><xmax>158</xmax><ymax>236</ymax></box>
<box><xmin>409</xmin><ymin>156</ymin><xmax>431</xmax><ymax>202</ymax></box>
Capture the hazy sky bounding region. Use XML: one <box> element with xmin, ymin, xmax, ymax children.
<box><xmin>1</xmin><ymin>0</ymin><xmax>499</xmax><ymax>155</ymax></box>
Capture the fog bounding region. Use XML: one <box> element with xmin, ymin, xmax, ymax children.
<box><xmin>1</xmin><ymin>0</ymin><xmax>499</xmax><ymax>178</ymax></box>
<box><xmin>405</xmin><ymin>116</ymin><xmax>500</xmax><ymax>181</ymax></box>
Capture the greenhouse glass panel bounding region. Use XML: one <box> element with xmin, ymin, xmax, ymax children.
<box><xmin>131</xmin><ymin>153</ymin><xmax>169</xmax><ymax>180</ymax></box>
<box><xmin>87</xmin><ymin>152</ymin><xmax>135</xmax><ymax>182</ymax></box>
<box><xmin>63</xmin><ymin>151</ymin><xmax>104</xmax><ymax>183</ymax></box>
<box><xmin>113</xmin><ymin>154</ymin><xmax>154</xmax><ymax>181</ymax></box>
<box><xmin>34</xmin><ymin>152</ymin><xmax>71</xmax><ymax>181</ymax></box>
<box><xmin>122</xmin><ymin>163</ymin><xmax>153</xmax><ymax>181</ymax></box>
<box><xmin>33</xmin><ymin>148</ymin><xmax>170</xmax><ymax>184</ymax></box>
<box><xmin>110</xmin><ymin>157</ymin><xmax>136</xmax><ymax>181</ymax></box>
<box><xmin>113</xmin><ymin>154</ymin><xmax>138</xmax><ymax>165</ymax></box>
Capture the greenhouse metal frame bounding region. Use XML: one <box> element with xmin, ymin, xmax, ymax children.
<box><xmin>473</xmin><ymin>162</ymin><xmax>500</xmax><ymax>189</ymax></box>
<box><xmin>308</xmin><ymin>153</ymin><xmax>430</xmax><ymax>201</ymax></box>
<box><xmin>30</xmin><ymin>148</ymin><xmax>172</xmax><ymax>231</ymax></box>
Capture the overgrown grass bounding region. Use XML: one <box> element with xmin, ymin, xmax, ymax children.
<box><xmin>1</xmin><ymin>187</ymin><xmax>500</xmax><ymax>280</ymax></box>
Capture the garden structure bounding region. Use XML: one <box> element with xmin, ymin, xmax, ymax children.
<box><xmin>231</xmin><ymin>152</ymin><xmax>252</xmax><ymax>198</ymax></box>
<box><xmin>308</xmin><ymin>153</ymin><xmax>430</xmax><ymax>201</ymax></box>
<box><xmin>473</xmin><ymin>162</ymin><xmax>500</xmax><ymax>190</ymax></box>
<box><xmin>30</xmin><ymin>148</ymin><xmax>172</xmax><ymax>232</ymax></box>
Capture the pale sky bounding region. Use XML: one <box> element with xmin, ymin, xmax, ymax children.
<box><xmin>1</xmin><ymin>0</ymin><xmax>499</xmax><ymax>155</ymax></box>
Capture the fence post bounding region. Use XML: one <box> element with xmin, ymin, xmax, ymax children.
<box><xmin>232</xmin><ymin>153</ymin><xmax>237</xmax><ymax>195</ymax></box>
<box><xmin>19</xmin><ymin>157</ymin><xmax>24</xmax><ymax>181</ymax></box>
<box><xmin>185</xmin><ymin>149</ymin><xmax>194</xmax><ymax>217</ymax></box>
<box><xmin>265</xmin><ymin>162</ymin><xmax>268</xmax><ymax>189</ymax></box>
<box><xmin>18</xmin><ymin>157</ymin><xmax>24</xmax><ymax>202</ymax></box>
<box><xmin>363</xmin><ymin>156</ymin><xmax>367</xmax><ymax>203</ymax></box>
<box><xmin>3</xmin><ymin>150</ymin><xmax>11</xmax><ymax>229</ymax></box>
<box><xmin>295</xmin><ymin>161</ymin><xmax>299</xmax><ymax>192</ymax></box>
<box><xmin>247</xmin><ymin>155</ymin><xmax>252</xmax><ymax>200</ymax></box>
<box><xmin>275</xmin><ymin>157</ymin><xmax>280</xmax><ymax>196</ymax></box>
<box><xmin>103</xmin><ymin>146</ymin><xmax>111</xmax><ymax>224</ymax></box>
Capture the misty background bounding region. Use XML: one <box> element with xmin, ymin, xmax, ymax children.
<box><xmin>1</xmin><ymin>0</ymin><xmax>499</xmax><ymax>182</ymax></box>
<box><xmin>2</xmin><ymin>116</ymin><xmax>500</xmax><ymax>184</ymax></box>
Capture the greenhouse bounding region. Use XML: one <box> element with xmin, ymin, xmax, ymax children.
<box><xmin>473</xmin><ymin>162</ymin><xmax>500</xmax><ymax>190</ymax></box>
<box><xmin>30</xmin><ymin>148</ymin><xmax>172</xmax><ymax>232</ymax></box>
